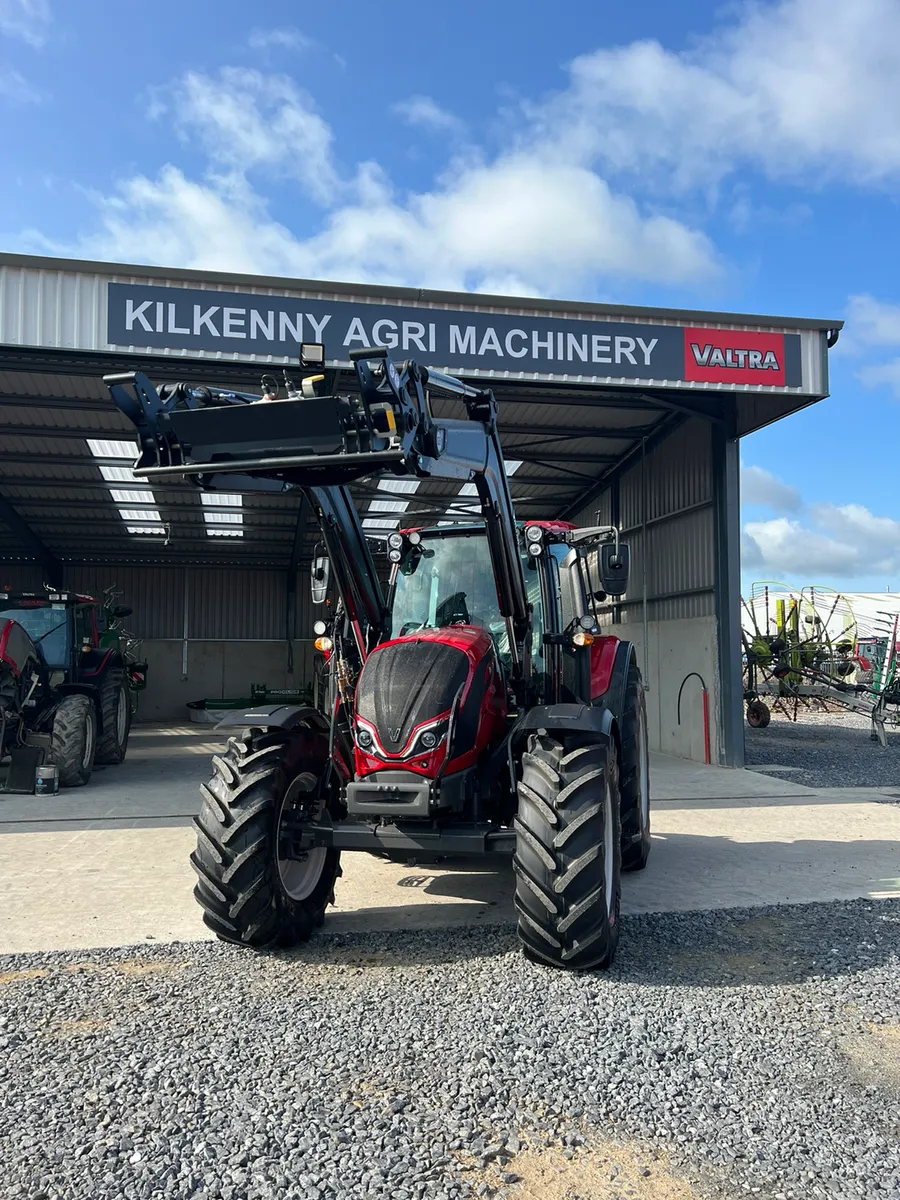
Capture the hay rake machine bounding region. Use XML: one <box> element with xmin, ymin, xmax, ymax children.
<box><xmin>741</xmin><ymin>583</ymin><xmax>900</xmax><ymax>746</ymax></box>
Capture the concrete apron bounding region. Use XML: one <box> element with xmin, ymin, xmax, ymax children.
<box><xmin>1</xmin><ymin>727</ymin><xmax>899</xmax><ymax>954</ymax></box>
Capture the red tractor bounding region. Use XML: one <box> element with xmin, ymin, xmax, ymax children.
<box><xmin>0</xmin><ymin>590</ymin><xmax>142</xmax><ymax>788</ymax></box>
<box><xmin>106</xmin><ymin>347</ymin><xmax>650</xmax><ymax>969</ymax></box>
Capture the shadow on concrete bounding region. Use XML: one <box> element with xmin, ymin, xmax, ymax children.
<box><xmin>650</xmin><ymin>790</ymin><xmax>898</xmax><ymax>809</ymax></box>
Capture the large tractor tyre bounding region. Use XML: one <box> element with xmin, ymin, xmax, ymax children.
<box><xmin>514</xmin><ymin>732</ymin><xmax>622</xmax><ymax>971</ymax></box>
<box><xmin>619</xmin><ymin>660</ymin><xmax>651</xmax><ymax>872</ymax></box>
<box><xmin>49</xmin><ymin>694</ymin><xmax>97</xmax><ymax>788</ymax></box>
<box><xmin>746</xmin><ymin>700</ymin><xmax>771</xmax><ymax>729</ymax></box>
<box><xmin>95</xmin><ymin>667</ymin><xmax>132</xmax><ymax>765</ymax></box>
<box><xmin>190</xmin><ymin>727</ymin><xmax>340</xmax><ymax>948</ymax></box>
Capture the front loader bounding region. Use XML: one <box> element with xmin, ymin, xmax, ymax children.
<box><xmin>106</xmin><ymin>346</ymin><xmax>650</xmax><ymax>969</ymax></box>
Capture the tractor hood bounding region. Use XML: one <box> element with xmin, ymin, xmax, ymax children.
<box><xmin>0</xmin><ymin>619</ymin><xmax>41</xmax><ymax>679</ymax></box>
<box><xmin>352</xmin><ymin>626</ymin><xmax>506</xmax><ymax>778</ymax></box>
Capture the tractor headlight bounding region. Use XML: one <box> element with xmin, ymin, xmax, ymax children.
<box><xmin>527</xmin><ymin>541</ymin><xmax>543</xmax><ymax>557</ymax></box>
<box><xmin>389</xmin><ymin>548</ymin><xmax>402</xmax><ymax>563</ymax></box>
<box><xmin>525</xmin><ymin>525</ymin><xmax>543</xmax><ymax>543</ymax></box>
<box><xmin>388</xmin><ymin>532</ymin><xmax>403</xmax><ymax>550</ymax></box>
<box><xmin>357</xmin><ymin>727</ymin><xmax>374</xmax><ymax>750</ymax></box>
<box><xmin>420</xmin><ymin>731</ymin><xmax>437</xmax><ymax>749</ymax></box>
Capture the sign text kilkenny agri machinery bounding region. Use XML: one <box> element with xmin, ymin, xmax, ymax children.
<box><xmin>108</xmin><ymin>282</ymin><xmax>803</xmax><ymax>389</ymax></box>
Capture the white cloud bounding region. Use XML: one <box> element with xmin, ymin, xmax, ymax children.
<box><xmin>248</xmin><ymin>27</ymin><xmax>311</xmax><ymax>52</ymax></box>
<box><xmin>0</xmin><ymin>0</ymin><xmax>49</xmax><ymax>47</ymax></box>
<box><xmin>846</xmin><ymin>294</ymin><xmax>900</xmax><ymax>346</ymax></box>
<box><xmin>168</xmin><ymin>69</ymin><xmax>338</xmax><ymax>205</ymax></box>
<box><xmin>0</xmin><ymin>64</ymin><xmax>41</xmax><ymax>103</ymax></box>
<box><xmin>743</xmin><ymin>503</ymin><xmax>900</xmax><ymax>580</ymax></box>
<box><xmin>741</xmin><ymin>465</ymin><xmax>801</xmax><ymax>513</ymax></box>
<box><xmin>32</xmin><ymin>65</ymin><xmax>717</xmax><ymax>295</ymax></box>
<box><xmin>740</xmin><ymin>464</ymin><xmax>900</xmax><ymax>581</ymax></box>
<box><xmin>844</xmin><ymin>295</ymin><xmax>900</xmax><ymax>397</ymax></box>
<box><xmin>858</xmin><ymin>359</ymin><xmax>900</xmax><ymax>397</ymax></box>
<box><xmin>535</xmin><ymin>0</ymin><xmax>900</xmax><ymax>191</ymax></box>
<box><xmin>393</xmin><ymin>95</ymin><xmax>465</xmax><ymax>137</ymax></box>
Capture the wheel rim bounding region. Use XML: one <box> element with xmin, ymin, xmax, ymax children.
<box><xmin>276</xmin><ymin>777</ymin><xmax>328</xmax><ymax>901</ymax></box>
<box><xmin>637</xmin><ymin>705</ymin><xmax>650</xmax><ymax>827</ymax></box>
<box><xmin>279</xmin><ymin>846</ymin><xmax>329</xmax><ymax>901</ymax></box>
<box><xmin>82</xmin><ymin>712</ymin><xmax>94</xmax><ymax>769</ymax></box>
<box><xmin>604</xmin><ymin>777</ymin><xmax>615</xmax><ymax>916</ymax></box>
<box><xmin>116</xmin><ymin>688</ymin><xmax>127</xmax><ymax>744</ymax></box>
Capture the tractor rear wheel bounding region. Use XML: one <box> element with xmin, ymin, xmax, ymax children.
<box><xmin>190</xmin><ymin>727</ymin><xmax>340</xmax><ymax>947</ymax></box>
<box><xmin>619</xmin><ymin>660</ymin><xmax>651</xmax><ymax>872</ymax></box>
<box><xmin>746</xmin><ymin>700</ymin><xmax>771</xmax><ymax>728</ymax></box>
<box><xmin>49</xmin><ymin>694</ymin><xmax>96</xmax><ymax>787</ymax></box>
<box><xmin>514</xmin><ymin>731</ymin><xmax>621</xmax><ymax>970</ymax></box>
<box><xmin>95</xmin><ymin>667</ymin><xmax>131</xmax><ymax>765</ymax></box>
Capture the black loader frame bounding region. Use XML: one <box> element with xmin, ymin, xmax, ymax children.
<box><xmin>106</xmin><ymin>345</ymin><xmax>650</xmax><ymax>968</ymax></box>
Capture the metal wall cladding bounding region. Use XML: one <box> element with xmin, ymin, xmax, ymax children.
<box><xmin>0</xmin><ymin>561</ymin><xmax>314</xmax><ymax>641</ymax></box>
<box><xmin>567</xmin><ymin>418</ymin><xmax>715</xmax><ymax>622</ymax></box>
<box><xmin>618</xmin><ymin>418</ymin><xmax>712</xmax><ymax>529</ymax></box>
<box><xmin>188</xmin><ymin>569</ymin><xmax>286</xmax><ymax>640</ymax></box>
<box><xmin>0</xmin><ymin>265</ymin><xmax>107</xmax><ymax>352</ymax></box>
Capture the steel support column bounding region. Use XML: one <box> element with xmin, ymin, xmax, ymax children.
<box><xmin>711</xmin><ymin>403</ymin><xmax>744</xmax><ymax>768</ymax></box>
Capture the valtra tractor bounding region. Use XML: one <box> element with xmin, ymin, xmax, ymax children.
<box><xmin>106</xmin><ymin>345</ymin><xmax>650</xmax><ymax>969</ymax></box>
<box><xmin>0</xmin><ymin>589</ymin><xmax>144</xmax><ymax>787</ymax></box>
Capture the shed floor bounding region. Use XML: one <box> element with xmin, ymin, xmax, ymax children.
<box><xmin>1</xmin><ymin>724</ymin><xmax>898</xmax><ymax>953</ymax></box>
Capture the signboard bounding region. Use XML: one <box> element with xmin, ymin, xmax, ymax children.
<box><xmin>107</xmin><ymin>282</ymin><xmax>803</xmax><ymax>389</ymax></box>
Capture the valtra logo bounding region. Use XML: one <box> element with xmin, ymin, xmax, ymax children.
<box><xmin>683</xmin><ymin>327</ymin><xmax>786</xmax><ymax>387</ymax></box>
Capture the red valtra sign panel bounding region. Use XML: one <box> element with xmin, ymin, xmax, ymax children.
<box><xmin>683</xmin><ymin>328</ymin><xmax>786</xmax><ymax>386</ymax></box>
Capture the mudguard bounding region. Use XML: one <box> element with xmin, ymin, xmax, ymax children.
<box><xmin>213</xmin><ymin>703</ymin><xmax>329</xmax><ymax>733</ymax></box>
<box><xmin>515</xmin><ymin>702</ymin><xmax>616</xmax><ymax>740</ymax></box>
<box><xmin>598</xmin><ymin>639</ymin><xmax>637</xmax><ymax>725</ymax></box>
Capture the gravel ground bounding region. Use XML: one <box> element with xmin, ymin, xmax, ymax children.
<box><xmin>744</xmin><ymin>708</ymin><xmax>900</xmax><ymax>790</ymax></box>
<box><xmin>1</xmin><ymin>901</ymin><xmax>898</xmax><ymax>1200</ymax></box>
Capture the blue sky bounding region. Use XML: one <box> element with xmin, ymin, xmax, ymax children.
<box><xmin>2</xmin><ymin>0</ymin><xmax>900</xmax><ymax>590</ymax></box>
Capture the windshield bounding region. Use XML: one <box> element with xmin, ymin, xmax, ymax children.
<box><xmin>0</xmin><ymin>602</ymin><xmax>70</xmax><ymax>667</ymax></box>
<box><xmin>389</xmin><ymin>530</ymin><xmax>544</xmax><ymax>673</ymax></box>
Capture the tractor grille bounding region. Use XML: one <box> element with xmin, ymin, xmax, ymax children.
<box><xmin>356</xmin><ymin>639</ymin><xmax>469</xmax><ymax>754</ymax></box>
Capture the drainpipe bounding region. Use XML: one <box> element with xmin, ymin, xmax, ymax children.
<box><xmin>676</xmin><ymin>672</ymin><xmax>711</xmax><ymax>765</ymax></box>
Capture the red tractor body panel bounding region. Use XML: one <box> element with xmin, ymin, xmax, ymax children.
<box><xmin>352</xmin><ymin>626</ymin><xmax>506</xmax><ymax>780</ymax></box>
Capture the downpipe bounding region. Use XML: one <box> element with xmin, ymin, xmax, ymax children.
<box><xmin>676</xmin><ymin>672</ymin><xmax>711</xmax><ymax>765</ymax></box>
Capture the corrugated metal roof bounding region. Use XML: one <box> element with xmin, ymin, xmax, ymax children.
<box><xmin>0</xmin><ymin>349</ymin><xmax>676</xmax><ymax>567</ymax></box>
<box><xmin>0</xmin><ymin>251</ymin><xmax>844</xmax><ymax>332</ymax></box>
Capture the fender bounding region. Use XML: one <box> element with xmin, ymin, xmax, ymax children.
<box><xmin>515</xmin><ymin>702</ymin><xmax>616</xmax><ymax>741</ymax></box>
<box><xmin>595</xmin><ymin>639</ymin><xmax>637</xmax><ymax>725</ymax></box>
<box><xmin>32</xmin><ymin>683</ymin><xmax>102</xmax><ymax>732</ymax></box>
<box><xmin>213</xmin><ymin>703</ymin><xmax>330</xmax><ymax>733</ymax></box>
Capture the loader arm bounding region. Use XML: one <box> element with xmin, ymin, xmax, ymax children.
<box><xmin>104</xmin><ymin>347</ymin><xmax>532</xmax><ymax>679</ymax></box>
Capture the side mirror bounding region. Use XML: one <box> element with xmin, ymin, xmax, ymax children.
<box><xmin>600</xmin><ymin>542</ymin><xmax>630</xmax><ymax>597</ymax></box>
<box><xmin>310</xmin><ymin>556</ymin><xmax>330</xmax><ymax>605</ymax></box>
<box><xmin>112</xmin><ymin>605</ymin><xmax>133</xmax><ymax>619</ymax></box>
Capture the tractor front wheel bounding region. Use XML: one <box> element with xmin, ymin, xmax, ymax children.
<box><xmin>49</xmin><ymin>694</ymin><xmax>97</xmax><ymax>787</ymax></box>
<box><xmin>514</xmin><ymin>732</ymin><xmax>621</xmax><ymax>970</ymax></box>
<box><xmin>95</xmin><ymin>667</ymin><xmax>131</xmax><ymax>765</ymax></box>
<box><xmin>190</xmin><ymin>727</ymin><xmax>340</xmax><ymax>947</ymax></box>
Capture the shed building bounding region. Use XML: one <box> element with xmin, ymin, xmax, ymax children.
<box><xmin>0</xmin><ymin>252</ymin><xmax>842</xmax><ymax>765</ymax></box>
